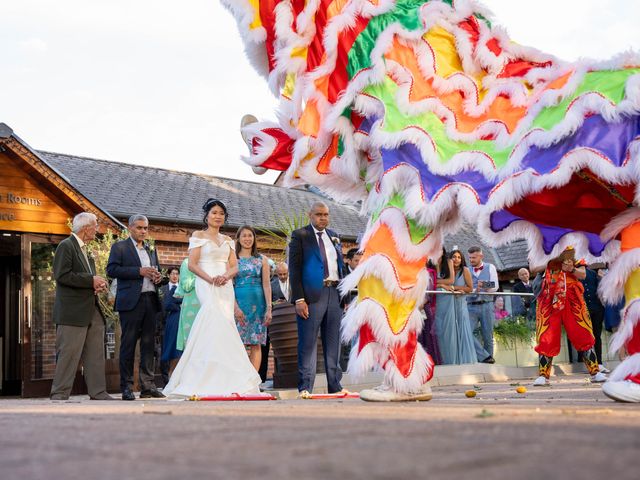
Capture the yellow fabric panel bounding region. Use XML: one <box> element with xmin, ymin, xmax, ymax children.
<box><xmin>358</xmin><ymin>276</ymin><xmax>416</xmax><ymax>335</ymax></box>
<box><xmin>423</xmin><ymin>27</ymin><xmax>463</xmax><ymax>78</ymax></box>
<box><xmin>625</xmin><ymin>269</ymin><xmax>640</xmax><ymax>304</ymax></box>
<box><xmin>248</xmin><ymin>0</ymin><xmax>262</xmax><ymax>30</ymax></box>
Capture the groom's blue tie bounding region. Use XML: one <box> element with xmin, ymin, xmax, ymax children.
<box><xmin>317</xmin><ymin>231</ymin><xmax>330</xmax><ymax>279</ymax></box>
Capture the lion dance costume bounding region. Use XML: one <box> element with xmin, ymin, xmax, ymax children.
<box><xmin>221</xmin><ymin>0</ymin><xmax>640</xmax><ymax>401</ymax></box>
<box><xmin>534</xmin><ymin>250</ymin><xmax>601</xmax><ymax>386</ymax></box>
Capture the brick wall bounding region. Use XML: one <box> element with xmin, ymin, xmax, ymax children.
<box><xmin>157</xmin><ymin>241</ymin><xmax>189</xmax><ymax>269</ymax></box>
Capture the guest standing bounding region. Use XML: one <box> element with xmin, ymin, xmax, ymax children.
<box><xmin>271</xmin><ymin>262</ymin><xmax>290</xmax><ymax>302</ymax></box>
<box><xmin>289</xmin><ymin>201</ymin><xmax>345</xmax><ymax>396</ymax></box>
<box><xmin>512</xmin><ymin>268</ymin><xmax>534</xmax><ymax>320</ymax></box>
<box><xmin>161</xmin><ymin>267</ymin><xmax>182</xmax><ymax>378</ymax></box>
<box><xmin>435</xmin><ymin>249</ymin><xmax>477</xmax><ymax>364</ymax></box>
<box><xmin>419</xmin><ymin>261</ymin><xmax>442</xmax><ymax>365</ymax></box>
<box><xmin>107</xmin><ymin>214</ymin><xmax>165</xmax><ymax>400</ymax></box>
<box><xmin>234</xmin><ymin>225</ymin><xmax>272</xmax><ymax>372</ymax></box>
<box><xmin>50</xmin><ymin>212</ymin><xmax>114</xmax><ymax>400</ymax></box>
<box><xmin>494</xmin><ymin>296</ymin><xmax>510</xmax><ymax>322</ymax></box>
<box><xmin>344</xmin><ymin>247</ymin><xmax>362</xmax><ymax>275</ymax></box>
<box><xmin>175</xmin><ymin>258</ymin><xmax>200</xmax><ymax>351</ymax></box>
<box><xmin>581</xmin><ymin>266</ymin><xmax>606</xmax><ymax>372</ymax></box>
<box><xmin>467</xmin><ymin>246</ymin><xmax>499</xmax><ymax>363</ymax></box>
<box><xmin>259</xmin><ymin>262</ymin><xmax>289</xmax><ymax>382</ymax></box>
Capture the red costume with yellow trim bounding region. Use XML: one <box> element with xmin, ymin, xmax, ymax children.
<box><xmin>535</xmin><ymin>253</ymin><xmax>599</xmax><ymax>380</ymax></box>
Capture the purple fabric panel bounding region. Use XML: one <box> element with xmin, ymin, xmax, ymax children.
<box><xmin>521</xmin><ymin>114</ymin><xmax>640</xmax><ymax>173</ymax></box>
<box><xmin>380</xmin><ymin>143</ymin><xmax>496</xmax><ymax>203</ymax></box>
<box><xmin>489</xmin><ymin>210</ymin><xmax>609</xmax><ymax>256</ymax></box>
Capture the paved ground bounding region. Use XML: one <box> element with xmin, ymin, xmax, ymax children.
<box><xmin>1</xmin><ymin>375</ymin><xmax>639</xmax><ymax>480</ymax></box>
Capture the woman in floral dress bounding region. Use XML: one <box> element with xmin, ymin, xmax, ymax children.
<box><xmin>234</xmin><ymin>225</ymin><xmax>272</xmax><ymax>371</ymax></box>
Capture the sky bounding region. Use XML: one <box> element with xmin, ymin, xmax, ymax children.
<box><xmin>1</xmin><ymin>1</ymin><xmax>638</xmax><ymax>185</ymax></box>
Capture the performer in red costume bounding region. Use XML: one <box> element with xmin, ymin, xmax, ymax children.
<box><xmin>533</xmin><ymin>248</ymin><xmax>608</xmax><ymax>386</ymax></box>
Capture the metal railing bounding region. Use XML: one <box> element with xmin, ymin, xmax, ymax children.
<box><xmin>424</xmin><ymin>290</ymin><xmax>534</xmax><ymax>297</ymax></box>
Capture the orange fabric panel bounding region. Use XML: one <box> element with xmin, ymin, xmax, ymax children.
<box><xmin>317</xmin><ymin>135</ymin><xmax>338</xmax><ymax>174</ymax></box>
<box><xmin>384</xmin><ymin>38</ymin><xmax>527</xmax><ymax>133</ymax></box>
<box><xmin>361</xmin><ymin>223</ymin><xmax>427</xmax><ymax>288</ymax></box>
<box><xmin>298</xmin><ymin>99</ymin><xmax>321</xmax><ymax>137</ymax></box>
<box><xmin>621</xmin><ymin>222</ymin><xmax>640</xmax><ymax>251</ymax></box>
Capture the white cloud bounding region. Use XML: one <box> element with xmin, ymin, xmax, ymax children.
<box><xmin>19</xmin><ymin>37</ymin><xmax>48</xmax><ymax>53</ymax></box>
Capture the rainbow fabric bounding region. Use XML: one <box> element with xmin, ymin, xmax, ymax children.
<box><xmin>222</xmin><ymin>0</ymin><xmax>640</xmax><ymax>392</ymax></box>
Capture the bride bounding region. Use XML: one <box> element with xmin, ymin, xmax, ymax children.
<box><xmin>163</xmin><ymin>198</ymin><xmax>261</xmax><ymax>397</ymax></box>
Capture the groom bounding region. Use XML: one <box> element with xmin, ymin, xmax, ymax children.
<box><xmin>289</xmin><ymin>201</ymin><xmax>345</xmax><ymax>396</ymax></box>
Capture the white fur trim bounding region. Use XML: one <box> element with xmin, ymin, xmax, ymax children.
<box><xmin>601</xmin><ymin>208</ymin><xmax>640</xmax><ymax>241</ymax></box>
<box><xmin>609</xmin><ymin>353</ymin><xmax>640</xmax><ymax>382</ymax></box>
<box><xmin>340</xmin><ymin>255</ymin><xmax>429</xmax><ymax>301</ymax></box>
<box><xmin>340</xmin><ymin>297</ymin><xmax>426</xmax><ymax>347</ymax></box>
<box><xmin>346</xmin><ymin>340</ymin><xmax>434</xmax><ymax>393</ymax></box>
<box><xmin>609</xmin><ymin>299</ymin><xmax>640</xmax><ymax>354</ymax></box>
<box><xmin>598</xmin><ymin>250</ymin><xmax>640</xmax><ymax>305</ymax></box>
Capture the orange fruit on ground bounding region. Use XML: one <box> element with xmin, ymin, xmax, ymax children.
<box><xmin>465</xmin><ymin>390</ymin><xmax>477</xmax><ymax>398</ymax></box>
<box><xmin>516</xmin><ymin>386</ymin><xmax>527</xmax><ymax>394</ymax></box>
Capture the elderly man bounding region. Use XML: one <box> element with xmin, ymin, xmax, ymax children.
<box><xmin>258</xmin><ymin>262</ymin><xmax>291</xmax><ymax>382</ymax></box>
<box><xmin>50</xmin><ymin>212</ymin><xmax>114</xmax><ymax>400</ymax></box>
<box><xmin>107</xmin><ymin>214</ymin><xmax>164</xmax><ymax>400</ymax></box>
<box><xmin>513</xmin><ymin>268</ymin><xmax>534</xmax><ymax>320</ymax></box>
<box><xmin>271</xmin><ymin>262</ymin><xmax>290</xmax><ymax>302</ymax></box>
<box><xmin>289</xmin><ymin>201</ymin><xmax>345</xmax><ymax>397</ymax></box>
<box><xmin>467</xmin><ymin>246</ymin><xmax>499</xmax><ymax>363</ymax></box>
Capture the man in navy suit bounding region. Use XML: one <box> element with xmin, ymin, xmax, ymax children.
<box><xmin>107</xmin><ymin>214</ymin><xmax>164</xmax><ymax>400</ymax></box>
<box><xmin>289</xmin><ymin>201</ymin><xmax>345</xmax><ymax>396</ymax></box>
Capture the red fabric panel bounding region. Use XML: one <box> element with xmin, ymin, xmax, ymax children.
<box><xmin>259</xmin><ymin>0</ymin><xmax>281</xmax><ymax>72</ymax></box>
<box><xmin>457</xmin><ymin>17</ymin><xmax>480</xmax><ymax>48</ymax></box>
<box><xmin>498</xmin><ymin>60</ymin><xmax>552</xmax><ymax>79</ymax></box>
<box><xmin>389</xmin><ymin>332</ymin><xmax>418</xmax><ymax>378</ymax></box>
<box><xmin>306</xmin><ymin>0</ymin><xmax>334</xmax><ymax>72</ymax></box>
<box><xmin>326</xmin><ymin>16</ymin><xmax>369</xmax><ymax>103</ymax></box>
<box><xmin>358</xmin><ymin>323</ymin><xmax>376</xmax><ymax>353</ymax></box>
<box><xmin>486</xmin><ymin>37</ymin><xmax>502</xmax><ymax>56</ymax></box>
<box><xmin>506</xmin><ymin>172</ymin><xmax>634</xmax><ymax>234</ymax></box>
<box><xmin>252</xmin><ymin>128</ymin><xmax>294</xmax><ymax>171</ymax></box>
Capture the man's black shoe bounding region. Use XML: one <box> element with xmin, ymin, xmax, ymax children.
<box><xmin>122</xmin><ymin>389</ymin><xmax>135</xmax><ymax>401</ymax></box>
<box><xmin>482</xmin><ymin>356</ymin><xmax>496</xmax><ymax>364</ymax></box>
<box><xmin>139</xmin><ymin>389</ymin><xmax>166</xmax><ymax>399</ymax></box>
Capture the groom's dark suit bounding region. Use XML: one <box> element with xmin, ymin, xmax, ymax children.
<box><xmin>289</xmin><ymin>224</ymin><xmax>344</xmax><ymax>393</ymax></box>
<box><xmin>107</xmin><ymin>238</ymin><xmax>162</xmax><ymax>392</ymax></box>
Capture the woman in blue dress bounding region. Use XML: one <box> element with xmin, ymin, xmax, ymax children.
<box><xmin>435</xmin><ymin>248</ymin><xmax>477</xmax><ymax>364</ymax></box>
<box><xmin>234</xmin><ymin>225</ymin><xmax>272</xmax><ymax>371</ymax></box>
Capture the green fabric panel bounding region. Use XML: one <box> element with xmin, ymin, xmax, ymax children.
<box><xmin>533</xmin><ymin>69</ymin><xmax>640</xmax><ymax>130</ymax></box>
<box><xmin>371</xmin><ymin>193</ymin><xmax>431</xmax><ymax>243</ymax></box>
<box><xmin>364</xmin><ymin>77</ymin><xmax>512</xmax><ymax>167</ymax></box>
<box><xmin>347</xmin><ymin>0</ymin><xmax>425</xmax><ymax>79</ymax></box>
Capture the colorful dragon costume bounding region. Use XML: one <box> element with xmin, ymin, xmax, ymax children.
<box><xmin>221</xmin><ymin>0</ymin><xmax>640</xmax><ymax>399</ymax></box>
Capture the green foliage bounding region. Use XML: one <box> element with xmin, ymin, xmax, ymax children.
<box><xmin>256</xmin><ymin>211</ymin><xmax>308</xmax><ymax>261</ymax></box>
<box><xmin>86</xmin><ymin>228</ymin><xmax>129</xmax><ymax>329</ymax></box>
<box><xmin>493</xmin><ymin>316</ymin><xmax>535</xmax><ymax>348</ymax></box>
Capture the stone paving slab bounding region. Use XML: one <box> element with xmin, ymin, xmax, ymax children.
<box><xmin>0</xmin><ymin>375</ymin><xmax>638</xmax><ymax>480</ymax></box>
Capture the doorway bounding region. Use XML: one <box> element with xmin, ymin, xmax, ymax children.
<box><xmin>0</xmin><ymin>232</ymin><xmax>21</xmax><ymax>395</ymax></box>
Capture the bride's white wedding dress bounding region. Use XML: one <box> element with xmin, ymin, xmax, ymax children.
<box><xmin>163</xmin><ymin>236</ymin><xmax>261</xmax><ymax>397</ymax></box>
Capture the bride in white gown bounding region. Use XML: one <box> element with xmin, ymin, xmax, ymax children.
<box><xmin>163</xmin><ymin>199</ymin><xmax>261</xmax><ymax>397</ymax></box>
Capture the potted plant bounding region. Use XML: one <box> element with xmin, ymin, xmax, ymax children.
<box><xmin>493</xmin><ymin>316</ymin><xmax>537</xmax><ymax>367</ymax></box>
<box><xmin>257</xmin><ymin>212</ymin><xmax>326</xmax><ymax>388</ymax></box>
